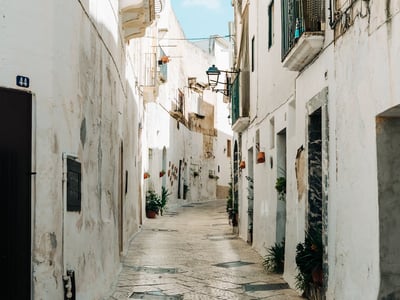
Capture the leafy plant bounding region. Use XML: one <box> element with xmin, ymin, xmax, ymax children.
<box><xmin>226</xmin><ymin>182</ymin><xmax>233</xmax><ymax>212</ymax></box>
<box><xmin>158</xmin><ymin>186</ymin><xmax>171</xmax><ymax>216</ymax></box>
<box><xmin>146</xmin><ymin>190</ymin><xmax>160</xmax><ymax>214</ymax></box>
<box><xmin>263</xmin><ymin>241</ymin><xmax>285</xmax><ymax>273</ymax></box>
<box><xmin>295</xmin><ymin>227</ymin><xmax>323</xmax><ymax>294</ymax></box>
<box><xmin>275</xmin><ymin>176</ymin><xmax>286</xmax><ymax>201</ymax></box>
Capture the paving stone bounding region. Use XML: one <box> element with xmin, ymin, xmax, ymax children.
<box><xmin>105</xmin><ymin>199</ymin><xmax>303</xmax><ymax>300</ymax></box>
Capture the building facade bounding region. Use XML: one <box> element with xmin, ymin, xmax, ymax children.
<box><xmin>141</xmin><ymin>2</ymin><xmax>233</xmax><ymax>208</ymax></box>
<box><xmin>0</xmin><ymin>0</ymin><xmax>233</xmax><ymax>298</ymax></box>
<box><xmin>231</xmin><ymin>0</ymin><xmax>400</xmax><ymax>299</ymax></box>
<box><xmin>0</xmin><ymin>0</ymin><xmax>156</xmax><ymax>299</ymax></box>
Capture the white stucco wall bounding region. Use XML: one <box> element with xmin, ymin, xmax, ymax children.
<box><xmin>142</xmin><ymin>0</ymin><xmax>232</xmax><ymax>207</ymax></box>
<box><xmin>234</xmin><ymin>0</ymin><xmax>400</xmax><ymax>299</ymax></box>
<box><xmin>326</xmin><ymin>2</ymin><xmax>400</xmax><ymax>299</ymax></box>
<box><xmin>1</xmin><ymin>0</ymin><xmax>143</xmax><ymax>298</ymax></box>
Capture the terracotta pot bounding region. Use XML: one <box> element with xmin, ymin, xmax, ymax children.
<box><xmin>239</xmin><ymin>161</ymin><xmax>246</xmax><ymax>169</ymax></box>
<box><xmin>257</xmin><ymin>151</ymin><xmax>265</xmax><ymax>163</ymax></box>
<box><xmin>312</xmin><ymin>265</ymin><xmax>323</xmax><ymax>286</ymax></box>
<box><xmin>144</xmin><ymin>173</ymin><xmax>150</xmax><ymax>179</ymax></box>
<box><xmin>146</xmin><ymin>210</ymin><xmax>157</xmax><ymax>218</ymax></box>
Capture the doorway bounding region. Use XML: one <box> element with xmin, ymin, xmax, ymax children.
<box><xmin>308</xmin><ymin>109</ymin><xmax>322</xmax><ymax>231</ymax></box>
<box><xmin>276</xmin><ymin>129</ymin><xmax>287</xmax><ymax>246</ymax></box>
<box><xmin>376</xmin><ymin>110</ymin><xmax>400</xmax><ymax>299</ymax></box>
<box><xmin>246</xmin><ymin>147</ymin><xmax>254</xmax><ymax>244</ymax></box>
<box><xmin>0</xmin><ymin>87</ymin><xmax>32</xmax><ymax>299</ymax></box>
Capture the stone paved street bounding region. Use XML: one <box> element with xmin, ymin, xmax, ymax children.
<box><xmin>106</xmin><ymin>199</ymin><xmax>304</xmax><ymax>300</ymax></box>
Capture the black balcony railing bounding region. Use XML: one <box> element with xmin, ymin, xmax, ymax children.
<box><xmin>281</xmin><ymin>0</ymin><xmax>325</xmax><ymax>60</ymax></box>
<box><xmin>231</xmin><ymin>75</ymin><xmax>240</xmax><ymax>125</ymax></box>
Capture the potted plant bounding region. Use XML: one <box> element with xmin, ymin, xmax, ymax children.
<box><xmin>295</xmin><ymin>227</ymin><xmax>323</xmax><ymax>299</ymax></box>
<box><xmin>159</xmin><ymin>170</ymin><xmax>165</xmax><ymax>177</ymax></box>
<box><xmin>144</xmin><ymin>172</ymin><xmax>150</xmax><ymax>179</ymax></box>
<box><xmin>263</xmin><ymin>241</ymin><xmax>285</xmax><ymax>273</ymax></box>
<box><xmin>257</xmin><ymin>151</ymin><xmax>266</xmax><ymax>163</ymax></box>
<box><xmin>145</xmin><ymin>190</ymin><xmax>159</xmax><ymax>218</ymax></box>
<box><xmin>157</xmin><ymin>186</ymin><xmax>171</xmax><ymax>216</ymax></box>
<box><xmin>239</xmin><ymin>160</ymin><xmax>246</xmax><ymax>169</ymax></box>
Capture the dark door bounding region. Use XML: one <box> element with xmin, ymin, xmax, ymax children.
<box><xmin>0</xmin><ymin>87</ymin><xmax>32</xmax><ymax>299</ymax></box>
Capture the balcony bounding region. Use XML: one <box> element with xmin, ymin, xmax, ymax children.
<box><xmin>282</xmin><ymin>32</ymin><xmax>324</xmax><ymax>71</ymax></box>
<box><xmin>281</xmin><ymin>0</ymin><xmax>325</xmax><ymax>71</ymax></box>
<box><xmin>231</xmin><ymin>74</ymin><xmax>250</xmax><ymax>133</ymax></box>
<box><xmin>120</xmin><ymin>0</ymin><xmax>155</xmax><ymax>40</ymax></box>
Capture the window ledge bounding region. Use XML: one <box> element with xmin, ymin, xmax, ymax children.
<box><xmin>283</xmin><ymin>32</ymin><xmax>324</xmax><ymax>72</ymax></box>
<box><xmin>232</xmin><ymin>117</ymin><xmax>250</xmax><ymax>132</ymax></box>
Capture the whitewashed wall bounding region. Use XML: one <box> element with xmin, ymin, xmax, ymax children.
<box><xmin>235</xmin><ymin>0</ymin><xmax>400</xmax><ymax>299</ymax></box>
<box><xmin>0</xmin><ymin>0</ymin><xmax>143</xmax><ymax>298</ymax></box>
<box><xmin>142</xmin><ymin>0</ymin><xmax>232</xmax><ymax>207</ymax></box>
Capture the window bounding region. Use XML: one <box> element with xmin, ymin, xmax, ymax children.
<box><xmin>67</xmin><ymin>158</ymin><xmax>81</xmax><ymax>212</ymax></box>
<box><xmin>251</xmin><ymin>36</ymin><xmax>255</xmax><ymax>72</ymax></box>
<box><xmin>268</xmin><ymin>1</ymin><xmax>274</xmax><ymax>48</ymax></box>
<box><xmin>227</xmin><ymin>139</ymin><xmax>232</xmax><ymax>157</ymax></box>
<box><xmin>269</xmin><ymin>117</ymin><xmax>275</xmax><ymax>149</ymax></box>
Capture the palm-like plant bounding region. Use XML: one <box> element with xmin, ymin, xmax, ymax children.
<box><xmin>295</xmin><ymin>227</ymin><xmax>323</xmax><ymax>294</ymax></box>
<box><xmin>158</xmin><ymin>186</ymin><xmax>171</xmax><ymax>216</ymax></box>
<box><xmin>263</xmin><ymin>241</ymin><xmax>285</xmax><ymax>273</ymax></box>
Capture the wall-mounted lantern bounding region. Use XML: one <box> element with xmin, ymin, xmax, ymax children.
<box><xmin>205</xmin><ymin>64</ymin><xmax>240</xmax><ymax>97</ymax></box>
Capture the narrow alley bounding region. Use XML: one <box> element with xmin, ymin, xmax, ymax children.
<box><xmin>107</xmin><ymin>199</ymin><xmax>303</xmax><ymax>300</ymax></box>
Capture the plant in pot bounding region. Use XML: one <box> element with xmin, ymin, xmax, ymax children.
<box><xmin>157</xmin><ymin>186</ymin><xmax>171</xmax><ymax>216</ymax></box>
<box><xmin>145</xmin><ymin>190</ymin><xmax>160</xmax><ymax>218</ymax></box>
<box><xmin>263</xmin><ymin>241</ymin><xmax>285</xmax><ymax>273</ymax></box>
<box><xmin>295</xmin><ymin>226</ymin><xmax>323</xmax><ymax>299</ymax></box>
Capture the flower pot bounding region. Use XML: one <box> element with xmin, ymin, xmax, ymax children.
<box><xmin>146</xmin><ymin>210</ymin><xmax>157</xmax><ymax>218</ymax></box>
<box><xmin>312</xmin><ymin>265</ymin><xmax>323</xmax><ymax>286</ymax></box>
<box><xmin>257</xmin><ymin>151</ymin><xmax>265</xmax><ymax>163</ymax></box>
<box><xmin>239</xmin><ymin>161</ymin><xmax>246</xmax><ymax>169</ymax></box>
<box><xmin>159</xmin><ymin>171</ymin><xmax>165</xmax><ymax>177</ymax></box>
<box><xmin>144</xmin><ymin>172</ymin><xmax>150</xmax><ymax>179</ymax></box>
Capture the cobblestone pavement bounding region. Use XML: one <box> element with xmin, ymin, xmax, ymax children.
<box><xmin>106</xmin><ymin>199</ymin><xmax>304</xmax><ymax>300</ymax></box>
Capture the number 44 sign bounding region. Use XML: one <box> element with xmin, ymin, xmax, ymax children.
<box><xmin>16</xmin><ymin>75</ymin><xmax>30</xmax><ymax>88</ymax></box>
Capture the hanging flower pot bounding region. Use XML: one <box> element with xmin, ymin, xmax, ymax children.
<box><xmin>158</xmin><ymin>55</ymin><xmax>170</xmax><ymax>65</ymax></box>
<box><xmin>144</xmin><ymin>172</ymin><xmax>150</xmax><ymax>179</ymax></box>
<box><xmin>159</xmin><ymin>170</ymin><xmax>165</xmax><ymax>177</ymax></box>
<box><xmin>257</xmin><ymin>151</ymin><xmax>265</xmax><ymax>163</ymax></box>
<box><xmin>239</xmin><ymin>161</ymin><xmax>246</xmax><ymax>169</ymax></box>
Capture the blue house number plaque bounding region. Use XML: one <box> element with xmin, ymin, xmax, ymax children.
<box><xmin>16</xmin><ymin>75</ymin><xmax>30</xmax><ymax>88</ymax></box>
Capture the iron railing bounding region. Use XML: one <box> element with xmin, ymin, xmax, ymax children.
<box><xmin>231</xmin><ymin>75</ymin><xmax>240</xmax><ymax>125</ymax></box>
<box><xmin>281</xmin><ymin>0</ymin><xmax>325</xmax><ymax>60</ymax></box>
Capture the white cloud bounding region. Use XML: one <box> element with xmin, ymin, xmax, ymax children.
<box><xmin>181</xmin><ymin>0</ymin><xmax>221</xmax><ymax>10</ymax></box>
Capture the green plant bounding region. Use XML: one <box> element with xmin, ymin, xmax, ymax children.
<box><xmin>146</xmin><ymin>190</ymin><xmax>160</xmax><ymax>214</ymax></box>
<box><xmin>295</xmin><ymin>227</ymin><xmax>323</xmax><ymax>294</ymax></box>
<box><xmin>275</xmin><ymin>176</ymin><xmax>286</xmax><ymax>201</ymax></box>
<box><xmin>158</xmin><ymin>186</ymin><xmax>171</xmax><ymax>216</ymax></box>
<box><xmin>263</xmin><ymin>241</ymin><xmax>285</xmax><ymax>273</ymax></box>
<box><xmin>226</xmin><ymin>182</ymin><xmax>233</xmax><ymax>212</ymax></box>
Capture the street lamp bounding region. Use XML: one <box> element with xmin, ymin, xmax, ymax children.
<box><xmin>206</xmin><ymin>65</ymin><xmax>239</xmax><ymax>97</ymax></box>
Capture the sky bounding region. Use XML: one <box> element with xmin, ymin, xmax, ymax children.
<box><xmin>170</xmin><ymin>0</ymin><xmax>233</xmax><ymax>40</ymax></box>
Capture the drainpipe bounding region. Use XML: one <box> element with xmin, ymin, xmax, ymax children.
<box><xmin>62</xmin><ymin>152</ymin><xmax>78</xmax><ymax>300</ymax></box>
